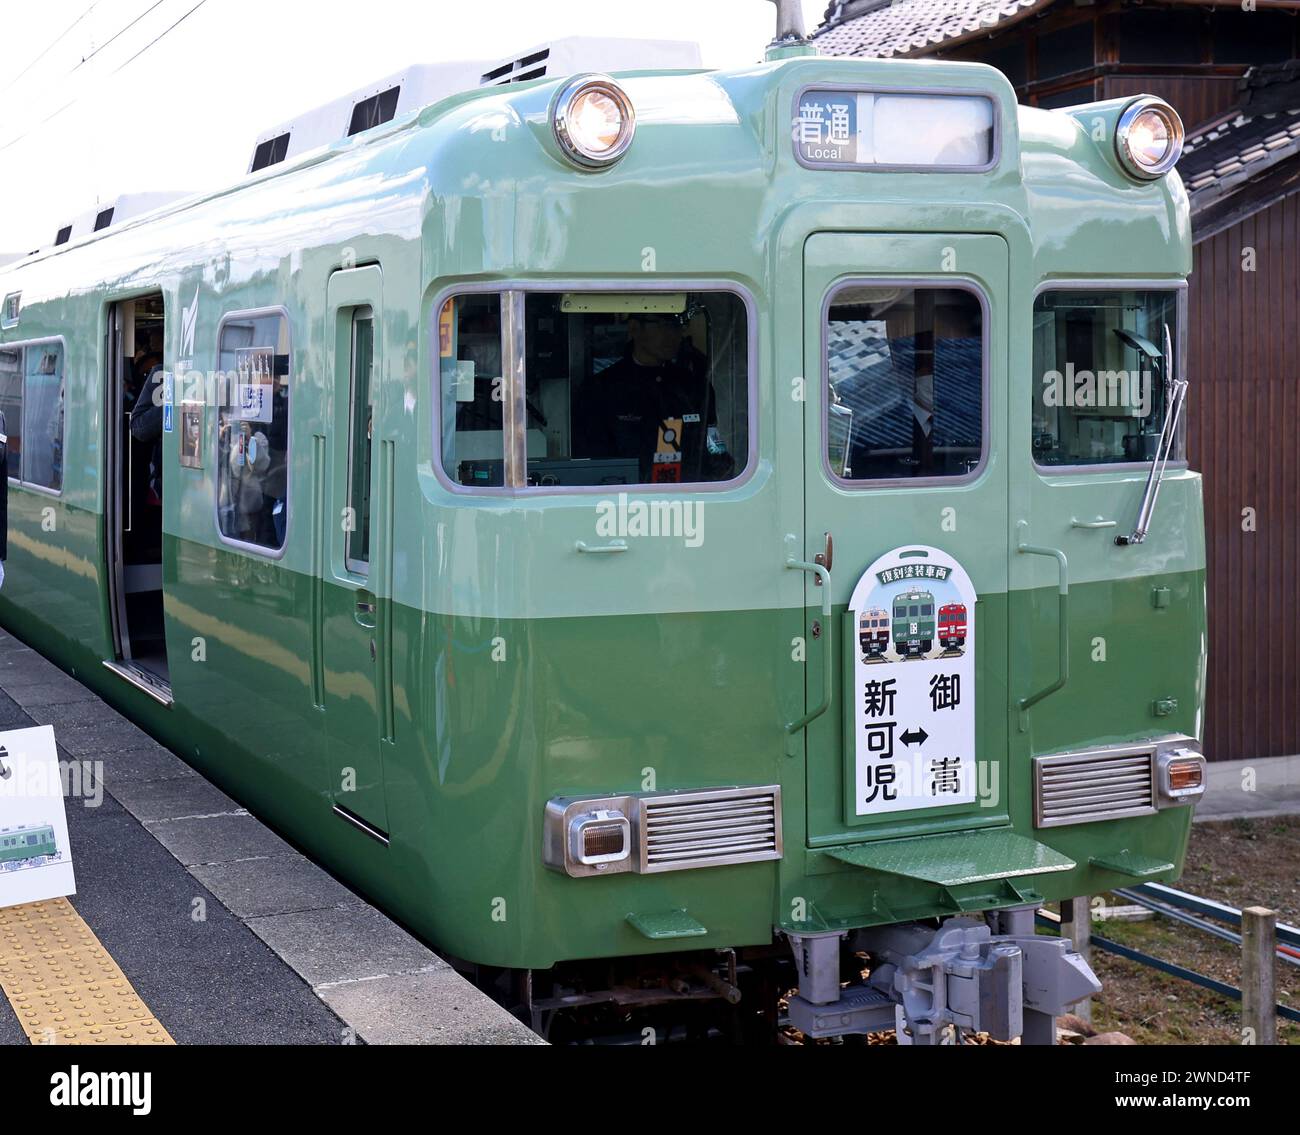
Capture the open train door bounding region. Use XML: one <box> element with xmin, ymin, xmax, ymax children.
<box><xmin>799</xmin><ymin>233</ymin><xmax>1012</xmax><ymax>848</ymax></box>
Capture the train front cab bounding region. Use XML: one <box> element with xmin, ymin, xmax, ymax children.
<box><xmin>769</xmin><ymin>67</ymin><xmax>1206</xmax><ymax>1040</ymax></box>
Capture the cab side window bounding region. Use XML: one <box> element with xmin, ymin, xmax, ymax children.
<box><xmin>437</xmin><ymin>290</ymin><xmax>750</xmax><ymax>490</ymax></box>
<box><xmin>216</xmin><ymin>312</ymin><xmax>290</xmax><ymax>551</ymax></box>
<box><xmin>825</xmin><ymin>286</ymin><xmax>984</xmax><ymax>482</ymax></box>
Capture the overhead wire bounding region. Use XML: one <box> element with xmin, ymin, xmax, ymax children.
<box><xmin>0</xmin><ymin>0</ymin><xmax>212</xmax><ymax>155</ymax></box>
<box><xmin>0</xmin><ymin>2</ymin><xmax>101</xmax><ymax>96</ymax></box>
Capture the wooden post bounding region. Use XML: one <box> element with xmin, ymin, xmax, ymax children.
<box><xmin>1060</xmin><ymin>895</ymin><xmax>1093</xmax><ymax>1025</ymax></box>
<box><xmin>1241</xmin><ymin>906</ymin><xmax>1276</xmax><ymax>1045</ymax></box>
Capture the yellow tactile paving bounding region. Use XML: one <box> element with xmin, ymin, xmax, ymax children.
<box><xmin>0</xmin><ymin>898</ymin><xmax>174</xmax><ymax>1045</ymax></box>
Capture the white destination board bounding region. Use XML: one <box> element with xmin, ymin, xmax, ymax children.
<box><xmin>848</xmin><ymin>545</ymin><xmax>977</xmax><ymax>817</ymax></box>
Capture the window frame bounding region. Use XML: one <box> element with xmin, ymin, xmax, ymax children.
<box><xmin>212</xmin><ymin>305</ymin><xmax>294</xmax><ymax>559</ymax></box>
<box><xmin>1031</xmin><ymin>278</ymin><xmax>1189</xmax><ymax>476</ymax></box>
<box><xmin>792</xmin><ymin>83</ymin><xmax>1002</xmax><ymax>175</ymax></box>
<box><xmin>429</xmin><ymin>279</ymin><xmax>760</xmax><ymax>498</ymax></box>
<box><xmin>344</xmin><ymin>305</ymin><xmax>375</xmax><ymax>576</ymax></box>
<box><xmin>820</xmin><ymin>276</ymin><xmax>992</xmax><ymax>491</ymax></box>
<box><xmin>1</xmin><ymin>333</ymin><xmax>67</xmax><ymax>498</ymax></box>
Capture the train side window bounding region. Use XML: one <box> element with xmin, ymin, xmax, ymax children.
<box><xmin>825</xmin><ymin>285</ymin><xmax>985</xmax><ymax>482</ymax></box>
<box><xmin>23</xmin><ymin>343</ymin><xmax>64</xmax><ymax>491</ymax></box>
<box><xmin>1032</xmin><ymin>288</ymin><xmax>1183</xmax><ymax>467</ymax></box>
<box><xmin>216</xmin><ymin>311</ymin><xmax>291</xmax><ymax>552</ymax></box>
<box><xmin>437</xmin><ymin>293</ymin><xmax>504</xmax><ymax>488</ymax></box>
<box><xmin>0</xmin><ymin>347</ymin><xmax>21</xmax><ymax>479</ymax></box>
<box><xmin>0</xmin><ymin>339</ymin><xmax>65</xmax><ymax>492</ymax></box>
<box><xmin>345</xmin><ymin>308</ymin><xmax>375</xmax><ymax>573</ymax></box>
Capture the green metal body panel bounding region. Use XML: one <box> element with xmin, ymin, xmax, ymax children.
<box><xmin>0</xmin><ymin>55</ymin><xmax>1203</xmax><ymax>970</ymax></box>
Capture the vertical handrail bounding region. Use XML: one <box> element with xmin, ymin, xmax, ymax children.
<box><xmin>1016</xmin><ymin>521</ymin><xmax>1069</xmax><ymax>718</ymax></box>
<box><xmin>786</xmin><ymin>558</ymin><xmax>832</xmax><ymax>734</ymax></box>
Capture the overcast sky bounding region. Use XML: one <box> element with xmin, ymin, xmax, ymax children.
<box><xmin>0</xmin><ymin>0</ymin><xmax>828</xmax><ymax>253</ymax></box>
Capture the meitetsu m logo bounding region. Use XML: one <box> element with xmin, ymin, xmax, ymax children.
<box><xmin>50</xmin><ymin>1066</ymin><xmax>151</xmax><ymax>1116</ymax></box>
<box><xmin>179</xmin><ymin>285</ymin><xmax>200</xmax><ymax>362</ymax></box>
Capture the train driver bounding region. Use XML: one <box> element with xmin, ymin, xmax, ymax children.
<box><xmin>573</xmin><ymin>311</ymin><xmax>734</xmax><ymax>484</ymax></box>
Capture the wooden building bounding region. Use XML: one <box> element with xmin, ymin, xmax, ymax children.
<box><xmin>815</xmin><ymin>1</ymin><xmax>1300</xmax><ymax>762</ymax></box>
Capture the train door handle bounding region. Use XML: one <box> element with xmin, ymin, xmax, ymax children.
<box><xmin>355</xmin><ymin>593</ymin><xmax>378</xmax><ymax>628</ymax></box>
<box><xmin>1016</xmin><ymin>522</ymin><xmax>1069</xmax><ymax>725</ymax></box>
<box><xmin>785</xmin><ymin>557</ymin><xmax>832</xmax><ymax>738</ymax></box>
<box><xmin>813</xmin><ymin>532</ymin><xmax>833</xmax><ymax>583</ymax></box>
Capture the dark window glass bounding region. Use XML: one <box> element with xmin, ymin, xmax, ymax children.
<box><xmin>55</xmin><ymin>226</ymin><xmax>72</xmax><ymax>246</ymax></box>
<box><xmin>0</xmin><ymin>347</ymin><xmax>21</xmax><ymax>477</ymax></box>
<box><xmin>826</xmin><ymin>286</ymin><xmax>984</xmax><ymax>481</ymax></box>
<box><xmin>981</xmin><ymin>40</ymin><xmax>1027</xmax><ymax>89</ymax></box>
<box><xmin>438</xmin><ymin>292</ymin><xmax>750</xmax><ymax>489</ymax></box>
<box><xmin>1211</xmin><ymin>11</ymin><xmax>1293</xmax><ymax>64</ymax></box>
<box><xmin>93</xmin><ymin>208</ymin><xmax>114</xmax><ymax>232</ymax></box>
<box><xmin>252</xmin><ymin>132</ymin><xmax>291</xmax><ymax>172</ymax></box>
<box><xmin>346</xmin><ymin>310</ymin><xmax>374</xmax><ymax>572</ymax></box>
<box><xmin>1119</xmin><ymin>11</ymin><xmax>1203</xmax><ymax>64</ymax></box>
<box><xmin>525</xmin><ymin>292</ymin><xmax>747</xmax><ymax>487</ymax></box>
<box><xmin>0</xmin><ymin>341</ymin><xmax>64</xmax><ymax>490</ymax></box>
<box><xmin>1037</xmin><ymin>22</ymin><xmax>1094</xmax><ymax>81</ymax></box>
<box><xmin>348</xmin><ymin>86</ymin><xmax>401</xmax><ymax>136</ymax></box>
<box><xmin>438</xmin><ymin>294</ymin><xmax>504</xmax><ymax>487</ymax></box>
<box><xmin>1036</xmin><ymin>84</ymin><xmax>1096</xmax><ymax>110</ymax></box>
<box><xmin>217</xmin><ymin>313</ymin><xmax>290</xmax><ymax>549</ymax></box>
<box><xmin>22</xmin><ymin>343</ymin><xmax>63</xmax><ymax>490</ymax></box>
<box><xmin>1032</xmin><ymin>289</ymin><xmax>1182</xmax><ymax>466</ymax></box>
<box><xmin>25</xmin><ymin>834</ymin><xmax>37</xmax><ymax>845</ymax></box>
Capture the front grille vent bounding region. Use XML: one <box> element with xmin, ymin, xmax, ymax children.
<box><xmin>636</xmin><ymin>786</ymin><xmax>782</xmax><ymax>873</ymax></box>
<box><xmin>1034</xmin><ymin>746</ymin><xmax>1157</xmax><ymax>828</ymax></box>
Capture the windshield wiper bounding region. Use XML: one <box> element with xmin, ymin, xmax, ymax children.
<box><xmin>1116</xmin><ymin>322</ymin><xmax>1188</xmax><ymax>546</ymax></box>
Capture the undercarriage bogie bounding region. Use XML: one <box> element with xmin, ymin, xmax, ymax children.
<box><xmin>786</xmin><ymin>906</ymin><xmax>1100</xmax><ymax>1045</ymax></box>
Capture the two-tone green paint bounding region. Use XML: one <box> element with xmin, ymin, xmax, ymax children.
<box><xmin>0</xmin><ymin>56</ymin><xmax>1202</xmax><ymax>970</ymax></box>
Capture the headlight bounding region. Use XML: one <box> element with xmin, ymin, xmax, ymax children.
<box><xmin>552</xmin><ymin>75</ymin><xmax>636</xmax><ymax>169</ymax></box>
<box><xmin>1115</xmin><ymin>97</ymin><xmax>1183</xmax><ymax>180</ymax></box>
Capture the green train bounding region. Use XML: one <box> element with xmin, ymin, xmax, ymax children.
<box><xmin>891</xmin><ymin>589</ymin><xmax>935</xmax><ymax>657</ymax></box>
<box><xmin>0</xmin><ymin>6</ymin><xmax>1208</xmax><ymax>1043</ymax></box>
<box><xmin>0</xmin><ymin>824</ymin><xmax>58</xmax><ymax>868</ymax></box>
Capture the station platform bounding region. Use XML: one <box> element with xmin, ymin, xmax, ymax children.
<box><xmin>0</xmin><ymin>628</ymin><xmax>543</xmax><ymax>1046</ymax></box>
<box><xmin>1196</xmin><ymin>753</ymin><xmax>1300</xmax><ymax>822</ymax></box>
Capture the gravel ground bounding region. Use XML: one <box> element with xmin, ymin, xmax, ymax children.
<box><xmin>1089</xmin><ymin>815</ymin><xmax>1299</xmax><ymax>1045</ymax></box>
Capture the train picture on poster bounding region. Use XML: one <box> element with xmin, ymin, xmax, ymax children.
<box><xmin>938</xmin><ymin>603</ymin><xmax>968</xmax><ymax>653</ymax></box>
<box><xmin>891</xmin><ymin>589</ymin><xmax>936</xmax><ymax>657</ymax></box>
<box><xmin>857</xmin><ymin>606</ymin><xmax>889</xmax><ymax>659</ymax></box>
<box><xmin>0</xmin><ymin>823</ymin><xmax>59</xmax><ymax>871</ymax></box>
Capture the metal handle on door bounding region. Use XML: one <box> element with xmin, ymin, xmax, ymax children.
<box><xmin>785</xmin><ymin>558</ymin><xmax>832</xmax><ymax>736</ymax></box>
<box><xmin>575</xmin><ymin>540</ymin><xmax>629</xmax><ymax>555</ymax></box>
<box><xmin>1016</xmin><ymin>521</ymin><xmax>1069</xmax><ymax>722</ymax></box>
<box><xmin>355</xmin><ymin>595</ymin><xmax>378</xmax><ymax>628</ymax></box>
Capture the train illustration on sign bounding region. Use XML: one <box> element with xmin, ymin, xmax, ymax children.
<box><xmin>0</xmin><ymin>824</ymin><xmax>58</xmax><ymax>870</ymax></box>
<box><xmin>0</xmin><ymin>3</ymin><xmax>1209</xmax><ymax>1043</ymax></box>
<box><xmin>857</xmin><ymin>606</ymin><xmax>889</xmax><ymax>659</ymax></box>
<box><xmin>891</xmin><ymin>589</ymin><xmax>935</xmax><ymax>657</ymax></box>
<box><xmin>939</xmin><ymin>602</ymin><xmax>969</xmax><ymax>651</ymax></box>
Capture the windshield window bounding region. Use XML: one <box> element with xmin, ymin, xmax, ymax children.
<box><xmin>1032</xmin><ymin>288</ymin><xmax>1182</xmax><ymax>466</ymax></box>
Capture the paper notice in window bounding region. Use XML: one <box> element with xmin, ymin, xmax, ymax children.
<box><xmin>235</xmin><ymin>347</ymin><xmax>274</xmax><ymax>424</ymax></box>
